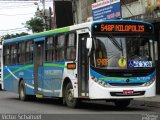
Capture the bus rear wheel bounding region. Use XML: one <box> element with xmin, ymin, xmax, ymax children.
<box><xmin>65</xmin><ymin>83</ymin><xmax>78</xmax><ymax>108</ymax></box>
<box><xmin>114</xmin><ymin>99</ymin><xmax>131</xmax><ymax>108</ymax></box>
<box><xmin>19</xmin><ymin>80</ymin><xmax>28</xmax><ymax>101</ymax></box>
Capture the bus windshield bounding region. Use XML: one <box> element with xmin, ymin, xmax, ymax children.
<box><xmin>91</xmin><ymin>35</ymin><xmax>155</xmax><ymax>69</ymax></box>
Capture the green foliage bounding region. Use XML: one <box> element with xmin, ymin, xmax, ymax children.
<box><xmin>25</xmin><ymin>17</ymin><xmax>44</xmax><ymax>33</ymax></box>
<box><xmin>2</xmin><ymin>32</ymin><xmax>29</xmax><ymax>40</ymax></box>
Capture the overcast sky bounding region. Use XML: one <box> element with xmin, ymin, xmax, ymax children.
<box><xmin>0</xmin><ymin>0</ymin><xmax>53</xmax><ymax>37</ymax></box>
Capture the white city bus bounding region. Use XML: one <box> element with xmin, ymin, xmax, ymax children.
<box><xmin>2</xmin><ymin>20</ymin><xmax>156</xmax><ymax>108</ymax></box>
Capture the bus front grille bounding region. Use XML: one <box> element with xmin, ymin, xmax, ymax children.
<box><xmin>109</xmin><ymin>83</ymin><xmax>144</xmax><ymax>86</ymax></box>
<box><xmin>110</xmin><ymin>91</ymin><xmax>145</xmax><ymax>96</ymax></box>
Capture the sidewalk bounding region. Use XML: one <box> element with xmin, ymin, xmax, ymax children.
<box><xmin>133</xmin><ymin>95</ymin><xmax>160</xmax><ymax>108</ymax></box>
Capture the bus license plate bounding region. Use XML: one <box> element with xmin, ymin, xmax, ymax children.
<box><xmin>123</xmin><ymin>90</ymin><xmax>134</xmax><ymax>95</ymax></box>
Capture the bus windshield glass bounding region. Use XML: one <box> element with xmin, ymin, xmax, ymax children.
<box><xmin>91</xmin><ymin>35</ymin><xmax>155</xmax><ymax>69</ymax></box>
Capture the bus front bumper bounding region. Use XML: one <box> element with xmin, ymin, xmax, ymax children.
<box><xmin>89</xmin><ymin>81</ymin><xmax>156</xmax><ymax>99</ymax></box>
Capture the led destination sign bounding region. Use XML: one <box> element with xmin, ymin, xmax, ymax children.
<box><xmin>101</xmin><ymin>24</ymin><xmax>144</xmax><ymax>32</ymax></box>
<box><xmin>92</xmin><ymin>22</ymin><xmax>153</xmax><ymax>34</ymax></box>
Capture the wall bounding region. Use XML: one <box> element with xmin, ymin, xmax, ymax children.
<box><xmin>74</xmin><ymin>0</ymin><xmax>147</xmax><ymax>23</ymax></box>
<box><xmin>74</xmin><ymin>0</ymin><xmax>95</xmax><ymax>24</ymax></box>
<box><xmin>121</xmin><ymin>0</ymin><xmax>145</xmax><ymax>18</ymax></box>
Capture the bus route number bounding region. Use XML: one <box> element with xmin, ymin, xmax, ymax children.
<box><xmin>100</xmin><ymin>24</ymin><xmax>145</xmax><ymax>32</ymax></box>
<box><xmin>96</xmin><ymin>58</ymin><xmax>108</xmax><ymax>66</ymax></box>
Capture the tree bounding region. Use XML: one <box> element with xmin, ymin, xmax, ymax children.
<box><xmin>2</xmin><ymin>32</ymin><xmax>29</xmax><ymax>40</ymax></box>
<box><xmin>25</xmin><ymin>17</ymin><xmax>44</xmax><ymax>33</ymax></box>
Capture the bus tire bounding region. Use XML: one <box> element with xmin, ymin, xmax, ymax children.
<box><xmin>19</xmin><ymin>80</ymin><xmax>28</xmax><ymax>101</ymax></box>
<box><xmin>65</xmin><ymin>83</ymin><xmax>78</xmax><ymax>108</ymax></box>
<box><xmin>114</xmin><ymin>99</ymin><xmax>131</xmax><ymax>108</ymax></box>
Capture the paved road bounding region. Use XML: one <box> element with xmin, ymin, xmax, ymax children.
<box><xmin>0</xmin><ymin>90</ymin><xmax>160</xmax><ymax>120</ymax></box>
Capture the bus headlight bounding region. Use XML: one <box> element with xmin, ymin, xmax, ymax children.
<box><xmin>142</xmin><ymin>77</ymin><xmax>156</xmax><ymax>86</ymax></box>
<box><xmin>91</xmin><ymin>77</ymin><xmax>110</xmax><ymax>87</ymax></box>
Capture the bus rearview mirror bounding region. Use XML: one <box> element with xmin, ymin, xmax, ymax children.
<box><xmin>86</xmin><ymin>38</ymin><xmax>92</xmax><ymax>49</ymax></box>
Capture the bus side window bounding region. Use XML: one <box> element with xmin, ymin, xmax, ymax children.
<box><xmin>56</xmin><ymin>34</ymin><xmax>65</xmax><ymax>61</ymax></box>
<box><xmin>18</xmin><ymin>42</ymin><xmax>25</xmax><ymax>64</ymax></box>
<box><xmin>17</xmin><ymin>43</ymin><xmax>21</xmax><ymax>64</ymax></box>
<box><xmin>70</xmin><ymin>47</ymin><xmax>76</xmax><ymax>60</ymax></box>
<box><xmin>25</xmin><ymin>41</ymin><xmax>33</xmax><ymax>64</ymax></box>
<box><xmin>4</xmin><ymin>45</ymin><xmax>10</xmax><ymax>65</ymax></box>
<box><xmin>66</xmin><ymin>33</ymin><xmax>76</xmax><ymax>60</ymax></box>
<box><xmin>10</xmin><ymin>44</ymin><xmax>17</xmax><ymax>65</ymax></box>
<box><xmin>45</xmin><ymin>36</ymin><xmax>54</xmax><ymax>62</ymax></box>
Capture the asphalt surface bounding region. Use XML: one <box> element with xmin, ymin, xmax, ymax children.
<box><xmin>0</xmin><ymin>90</ymin><xmax>160</xmax><ymax>120</ymax></box>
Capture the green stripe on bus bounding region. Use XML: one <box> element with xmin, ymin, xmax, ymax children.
<box><xmin>33</xmin><ymin>27</ymin><xmax>70</xmax><ymax>37</ymax></box>
<box><xmin>44</xmin><ymin>63</ymin><xmax>66</xmax><ymax>68</ymax></box>
<box><xmin>4</xmin><ymin>63</ymin><xmax>66</xmax><ymax>80</ymax></box>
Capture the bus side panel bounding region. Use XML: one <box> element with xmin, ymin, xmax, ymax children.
<box><xmin>24</xmin><ymin>65</ymin><xmax>34</xmax><ymax>95</ymax></box>
<box><xmin>43</xmin><ymin>62</ymin><xmax>65</xmax><ymax>97</ymax></box>
<box><xmin>3</xmin><ymin>65</ymin><xmax>20</xmax><ymax>93</ymax></box>
<box><xmin>3</xmin><ymin>64</ymin><xmax>34</xmax><ymax>95</ymax></box>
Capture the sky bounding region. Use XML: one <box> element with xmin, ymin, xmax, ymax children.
<box><xmin>0</xmin><ymin>0</ymin><xmax>53</xmax><ymax>37</ymax></box>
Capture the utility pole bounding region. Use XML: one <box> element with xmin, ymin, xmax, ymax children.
<box><xmin>49</xmin><ymin>7</ymin><xmax>52</xmax><ymax>30</ymax></box>
<box><xmin>35</xmin><ymin>0</ymin><xmax>53</xmax><ymax>30</ymax></box>
<box><xmin>41</xmin><ymin>0</ymin><xmax>46</xmax><ymax>31</ymax></box>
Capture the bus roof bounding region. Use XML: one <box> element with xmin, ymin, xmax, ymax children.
<box><xmin>3</xmin><ymin>22</ymin><xmax>92</xmax><ymax>45</ymax></box>
<box><xmin>3</xmin><ymin>20</ymin><xmax>153</xmax><ymax>45</ymax></box>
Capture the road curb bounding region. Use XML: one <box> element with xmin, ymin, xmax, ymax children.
<box><xmin>132</xmin><ymin>100</ymin><xmax>160</xmax><ymax>108</ymax></box>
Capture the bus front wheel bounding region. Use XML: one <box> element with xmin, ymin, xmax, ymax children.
<box><xmin>114</xmin><ymin>99</ymin><xmax>131</xmax><ymax>108</ymax></box>
<box><xmin>19</xmin><ymin>80</ymin><xmax>28</xmax><ymax>101</ymax></box>
<box><xmin>65</xmin><ymin>83</ymin><xmax>78</xmax><ymax>108</ymax></box>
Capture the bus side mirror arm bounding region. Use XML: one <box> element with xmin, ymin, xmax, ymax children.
<box><xmin>86</xmin><ymin>37</ymin><xmax>92</xmax><ymax>56</ymax></box>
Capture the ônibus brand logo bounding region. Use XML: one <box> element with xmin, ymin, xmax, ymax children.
<box><xmin>126</xmin><ymin>79</ymin><xmax>130</xmax><ymax>83</ymax></box>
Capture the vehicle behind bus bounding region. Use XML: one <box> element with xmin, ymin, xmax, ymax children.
<box><xmin>2</xmin><ymin>20</ymin><xmax>156</xmax><ymax>108</ymax></box>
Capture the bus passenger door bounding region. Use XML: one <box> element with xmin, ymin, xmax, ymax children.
<box><xmin>34</xmin><ymin>38</ymin><xmax>45</xmax><ymax>95</ymax></box>
<box><xmin>77</xmin><ymin>30</ymin><xmax>90</xmax><ymax>97</ymax></box>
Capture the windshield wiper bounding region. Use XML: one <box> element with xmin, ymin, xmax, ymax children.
<box><xmin>107</xmin><ymin>34</ymin><xmax>122</xmax><ymax>51</ymax></box>
<box><xmin>107</xmin><ymin>34</ymin><xmax>124</xmax><ymax>57</ymax></box>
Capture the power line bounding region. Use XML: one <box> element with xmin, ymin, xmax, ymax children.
<box><xmin>0</xmin><ymin>27</ymin><xmax>27</xmax><ymax>32</ymax></box>
<box><xmin>0</xmin><ymin>13</ymin><xmax>34</xmax><ymax>16</ymax></box>
<box><xmin>2</xmin><ymin>30</ymin><xmax>29</xmax><ymax>34</ymax></box>
<box><xmin>0</xmin><ymin>0</ymin><xmax>51</xmax><ymax>2</ymax></box>
<box><xmin>0</xmin><ymin>2</ymin><xmax>52</xmax><ymax>10</ymax></box>
<box><xmin>0</xmin><ymin>1</ymin><xmax>39</xmax><ymax>3</ymax></box>
<box><xmin>0</xmin><ymin>1</ymin><xmax>52</xmax><ymax>4</ymax></box>
<box><xmin>0</xmin><ymin>30</ymin><xmax>29</xmax><ymax>36</ymax></box>
<box><xmin>0</xmin><ymin>3</ymin><xmax>37</xmax><ymax>10</ymax></box>
<box><xmin>0</xmin><ymin>3</ymin><xmax>38</xmax><ymax>7</ymax></box>
<box><xmin>0</xmin><ymin>29</ymin><xmax>29</xmax><ymax>35</ymax></box>
<box><xmin>0</xmin><ymin>5</ymin><xmax>36</xmax><ymax>9</ymax></box>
